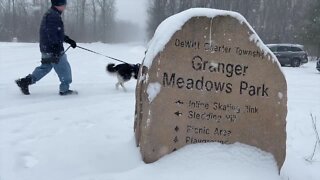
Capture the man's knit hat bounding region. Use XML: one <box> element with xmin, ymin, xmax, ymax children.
<box><xmin>51</xmin><ymin>0</ymin><xmax>67</xmax><ymax>6</ymax></box>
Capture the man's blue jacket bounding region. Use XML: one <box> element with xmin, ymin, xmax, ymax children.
<box><xmin>39</xmin><ymin>7</ymin><xmax>66</xmax><ymax>54</ymax></box>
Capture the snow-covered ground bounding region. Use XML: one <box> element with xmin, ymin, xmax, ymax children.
<box><xmin>0</xmin><ymin>42</ymin><xmax>319</xmax><ymax>180</ymax></box>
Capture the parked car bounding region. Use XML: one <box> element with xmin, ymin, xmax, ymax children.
<box><xmin>267</xmin><ymin>44</ymin><xmax>308</xmax><ymax>67</ymax></box>
<box><xmin>317</xmin><ymin>58</ymin><xmax>320</xmax><ymax>72</ymax></box>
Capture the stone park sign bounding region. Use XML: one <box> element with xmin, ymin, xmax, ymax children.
<box><xmin>134</xmin><ymin>8</ymin><xmax>287</xmax><ymax>169</ymax></box>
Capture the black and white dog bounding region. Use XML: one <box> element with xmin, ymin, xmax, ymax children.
<box><xmin>106</xmin><ymin>63</ymin><xmax>140</xmax><ymax>91</ymax></box>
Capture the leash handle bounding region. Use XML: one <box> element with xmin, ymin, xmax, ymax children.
<box><xmin>62</xmin><ymin>45</ymin><xmax>71</xmax><ymax>55</ymax></box>
<box><xmin>77</xmin><ymin>46</ymin><xmax>128</xmax><ymax>64</ymax></box>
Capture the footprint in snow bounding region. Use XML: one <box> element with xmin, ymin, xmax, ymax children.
<box><xmin>71</xmin><ymin>121</ymin><xmax>96</xmax><ymax>129</ymax></box>
<box><xmin>17</xmin><ymin>152</ymin><xmax>39</xmax><ymax>169</ymax></box>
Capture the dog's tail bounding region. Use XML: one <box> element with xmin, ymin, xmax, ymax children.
<box><xmin>106</xmin><ymin>63</ymin><xmax>117</xmax><ymax>73</ymax></box>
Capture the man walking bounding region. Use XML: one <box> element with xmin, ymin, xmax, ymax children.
<box><xmin>16</xmin><ymin>0</ymin><xmax>77</xmax><ymax>96</ymax></box>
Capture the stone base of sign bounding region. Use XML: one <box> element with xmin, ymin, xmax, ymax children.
<box><xmin>135</xmin><ymin>9</ymin><xmax>287</xmax><ymax>170</ymax></box>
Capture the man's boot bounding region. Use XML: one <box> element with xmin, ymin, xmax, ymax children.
<box><xmin>59</xmin><ymin>90</ymin><xmax>78</xmax><ymax>96</ymax></box>
<box><xmin>15</xmin><ymin>75</ymin><xmax>32</xmax><ymax>95</ymax></box>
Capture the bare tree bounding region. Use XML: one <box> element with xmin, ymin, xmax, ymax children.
<box><xmin>0</xmin><ymin>0</ymin><xmax>117</xmax><ymax>43</ymax></box>
<box><xmin>302</xmin><ymin>0</ymin><xmax>320</xmax><ymax>56</ymax></box>
<box><xmin>91</xmin><ymin>0</ymin><xmax>98</xmax><ymax>41</ymax></box>
<box><xmin>147</xmin><ymin>0</ymin><xmax>169</xmax><ymax>38</ymax></box>
<box><xmin>96</xmin><ymin>0</ymin><xmax>116</xmax><ymax>42</ymax></box>
<box><xmin>79</xmin><ymin>0</ymin><xmax>86</xmax><ymax>40</ymax></box>
<box><xmin>12</xmin><ymin>0</ymin><xmax>16</xmax><ymax>37</ymax></box>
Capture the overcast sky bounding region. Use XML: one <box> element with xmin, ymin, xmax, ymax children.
<box><xmin>115</xmin><ymin>0</ymin><xmax>148</xmax><ymax>28</ymax></box>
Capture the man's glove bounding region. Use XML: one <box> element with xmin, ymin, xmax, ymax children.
<box><xmin>64</xmin><ymin>36</ymin><xmax>77</xmax><ymax>48</ymax></box>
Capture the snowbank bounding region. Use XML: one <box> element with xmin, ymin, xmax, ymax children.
<box><xmin>125</xmin><ymin>143</ymin><xmax>281</xmax><ymax>180</ymax></box>
<box><xmin>76</xmin><ymin>143</ymin><xmax>281</xmax><ymax>180</ymax></box>
<box><xmin>144</xmin><ymin>8</ymin><xmax>278</xmax><ymax>68</ymax></box>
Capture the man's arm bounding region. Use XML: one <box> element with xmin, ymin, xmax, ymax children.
<box><xmin>45</xmin><ymin>12</ymin><xmax>64</xmax><ymax>54</ymax></box>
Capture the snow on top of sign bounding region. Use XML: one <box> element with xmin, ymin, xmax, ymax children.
<box><xmin>144</xmin><ymin>8</ymin><xmax>278</xmax><ymax>68</ymax></box>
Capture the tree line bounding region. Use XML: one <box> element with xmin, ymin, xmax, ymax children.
<box><xmin>147</xmin><ymin>0</ymin><xmax>320</xmax><ymax>56</ymax></box>
<box><xmin>1</xmin><ymin>0</ymin><xmax>319</xmax><ymax>55</ymax></box>
<box><xmin>0</xmin><ymin>0</ymin><xmax>143</xmax><ymax>43</ymax></box>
